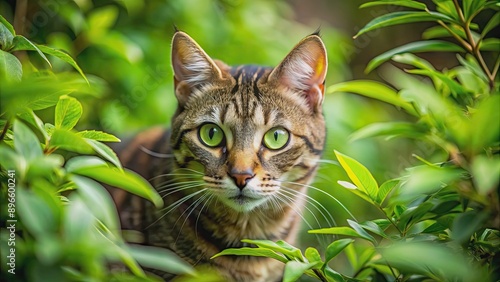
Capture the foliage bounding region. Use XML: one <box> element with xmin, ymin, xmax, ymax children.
<box><xmin>0</xmin><ymin>15</ymin><xmax>206</xmax><ymax>281</ymax></box>
<box><xmin>214</xmin><ymin>1</ymin><xmax>500</xmax><ymax>281</ymax></box>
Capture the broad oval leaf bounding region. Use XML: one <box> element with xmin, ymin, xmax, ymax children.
<box><xmin>55</xmin><ymin>95</ymin><xmax>82</xmax><ymax>130</ymax></box>
<box><xmin>327</xmin><ymin>80</ymin><xmax>418</xmax><ymax>116</ymax></box>
<box><xmin>65</xmin><ymin>156</ymin><xmax>107</xmax><ymax>173</ymax></box>
<box><xmin>354</xmin><ymin>11</ymin><xmax>457</xmax><ymax>39</ymax></box>
<box><xmin>335</xmin><ymin>151</ymin><xmax>378</xmax><ymax>201</ymax></box>
<box><xmin>0</xmin><ymin>15</ymin><xmax>15</xmax><ymax>36</ymax></box>
<box><xmin>14</xmin><ymin>119</ymin><xmax>43</xmax><ymax>161</ymax></box>
<box><xmin>0</xmin><ymin>49</ymin><xmax>22</xmax><ymax>82</ymax></box>
<box><xmin>366</xmin><ymin>41</ymin><xmax>464</xmax><ymax>73</ymax></box>
<box><xmin>49</xmin><ymin>129</ymin><xmax>93</xmax><ymax>153</ymax></box>
<box><xmin>325</xmin><ymin>239</ymin><xmax>354</xmax><ymax>264</ymax></box>
<box><xmin>349</xmin><ymin>122</ymin><xmax>426</xmax><ymax>141</ymax></box>
<box><xmin>283</xmin><ymin>261</ymin><xmax>319</xmax><ymax>282</ymax></box>
<box><xmin>71</xmin><ymin>165</ymin><xmax>163</xmax><ymax>208</ymax></box>
<box><xmin>0</xmin><ymin>20</ymin><xmax>14</xmax><ymax>50</ymax></box>
<box><xmin>128</xmin><ymin>244</ymin><xmax>196</xmax><ymax>276</ymax></box>
<box><xmin>304</xmin><ymin>247</ymin><xmax>323</xmax><ymax>265</ymax></box>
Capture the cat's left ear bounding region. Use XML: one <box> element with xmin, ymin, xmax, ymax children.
<box><xmin>171</xmin><ymin>31</ymin><xmax>228</xmax><ymax>105</ymax></box>
<box><xmin>268</xmin><ymin>34</ymin><xmax>327</xmax><ymax>112</ymax></box>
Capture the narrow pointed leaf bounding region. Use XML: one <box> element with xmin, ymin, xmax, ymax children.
<box><xmin>12</xmin><ymin>35</ymin><xmax>52</xmax><ymax>67</ymax></box>
<box><xmin>355</xmin><ymin>12</ymin><xmax>456</xmax><ymax>38</ymax></box>
<box><xmin>327</xmin><ymin>80</ymin><xmax>418</xmax><ymax>116</ymax></box>
<box><xmin>211</xmin><ymin>247</ymin><xmax>288</xmax><ymax>263</ymax></box>
<box><xmin>360</xmin><ymin>1</ymin><xmax>427</xmax><ymax>10</ymax></box>
<box><xmin>0</xmin><ymin>15</ymin><xmax>15</xmax><ymax>36</ymax></box>
<box><xmin>325</xmin><ymin>239</ymin><xmax>354</xmax><ymax>264</ymax></box>
<box><xmin>36</xmin><ymin>44</ymin><xmax>88</xmax><ymax>82</ymax></box>
<box><xmin>86</xmin><ymin>139</ymin><xmax>122</xmax><ymax>169</ymax></box>
<box><xmin>77</xmin><ymin>130</ymin><xmax>120</xmax><ymax>142</ymax></box>
<box><xmin>366</xmin><ymin>41</ymin><xmax>464</xmax><ymax>73</ymax></box>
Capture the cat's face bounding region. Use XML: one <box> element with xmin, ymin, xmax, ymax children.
<box><xmin>170</xmin><ymin>32</ymin><xmax>327</xmax><ymax>213</ymax></box>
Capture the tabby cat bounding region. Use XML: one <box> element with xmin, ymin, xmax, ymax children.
<box><xmin>112</xmin><ymin>31</ymin><xmax>328</xmax><ymax>281</ymax></box>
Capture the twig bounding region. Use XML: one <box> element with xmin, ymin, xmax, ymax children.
<box><xmin>0</xmin><ymin>119</ymin><xmax>11</xmax><ymax>141</ymax></box>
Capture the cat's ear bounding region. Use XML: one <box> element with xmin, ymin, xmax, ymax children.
<box><xmin>268</xmin><ymin>34</ymin><xmax>327</xmax><ymax>111</ymax></box>
<box><xmin>171</xmin><ymin>31</ymin><xmax>226</xmax><ymax>104</ymax></box>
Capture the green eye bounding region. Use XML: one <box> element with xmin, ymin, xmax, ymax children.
<box><xmin>198</xmin><ymin>123</ymin><xmax>224</xmax><ymax>147</ymax></box>
<box><xmin>263</xmin><ymin>127</ymin><xmax>290</xmax><ymax>150</ymax></box>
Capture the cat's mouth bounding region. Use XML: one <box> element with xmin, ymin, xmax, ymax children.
<box><xmin>229</xmin><ymin>194</ymin><xmax>254</xmax><ymax>204</ymax></box>
<box><xmin>222</xmin><ymin>192</ymin><xmax>267</xmax><ymax>212</ymax></box>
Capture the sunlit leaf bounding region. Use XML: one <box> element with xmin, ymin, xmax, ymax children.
<box><xmin>18</xmin><ymin>110</ymin><xmax>49</xmax><ymax>141</ymax></box>
<box><xmin>358</xmin><ymin>221</ymin><xmax>389</xmax><ymax>238</ymax></box>
<box><xmin>348</xmin><ymin>220</ymin><xmax>376</xmax><ymax>244</ymax></box>
<box><xmin>0</xmin><ymin>49</ymin><xmax>22</xmax><ymax>82</ymax></box>
<box><xmin>240</xmin><ymin>239</ymin><xmax>303</xmax><ymax>260</ymax></box>
<box><xmin>55</xmin><ymin>96</ymin><xmax>82</xmax><ymax>130</ymax></box>
<box><xmin>35</xmin><ymin>44</ymin><xmax>88</xmax><ymax>82</ymax></box>
<box><xmin>327</xmin><ymin>80</ymin><xmax>418</xmax><ymax>116</ymax></box>
<box><xmin>71</xmin><ymin>166</ymin><xmax>163</xmax><ymax>208</ymax></box>
<box><xmin>366</xmin><ymin>40</ymin><xmax>464</xmax><ymax>73</ymax></box>
<box><xmin>211</xmin><ymin>247</ymin><xmax>288</xmax><ymax>263</ymax></box>
<box><xmin>354</xmin><ymin>12</ymin><xmax>456</xmax><ymax>39</ymax></box>
<box><xmin>401</xmin><ymin>165</ymin><xmax>464</xmax><ymax>196</ymax></box>
<box><xmin>65</xmin><ymin>156</ymin><xmax>107</xmax><ymax>173</ymax></box>
<box><xmin>335</xmin><ymin>151</ymin><xmax>378</xmax><ymax>201</ymax></box>
<box><xmin>377</xmin><ymin>179</ymin><xmax>399</xmax><ymax>204</ymax></box>
<box><xmin>77</xmin><ymin>130</ymin><xmax>120</xmax><ymax>142</ymax></box>
<box><xmin>309</xmin><ymin>226</ymin><xmax>371</xmax><ymax>243</ymax></box>
<box><xmin>304</xmin><ymin>247</ymin><xmax>323</xmax><ymax>265</ymax></box>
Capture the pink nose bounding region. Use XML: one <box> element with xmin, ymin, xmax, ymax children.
<box><xmin>230</xmin><ymin>170</ymin><xmax>254</xmax><ymax>190</ymax></box>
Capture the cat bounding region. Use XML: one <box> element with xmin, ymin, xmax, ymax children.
<box><xmin>111</xmin><ymin>30</ymin><xmax>328</xmax><ymax>281</ymax></box>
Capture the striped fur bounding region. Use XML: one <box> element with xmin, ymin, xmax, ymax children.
<box><xmin>112</xmin><ymin>31</ymin><xmax>327</xmax><ymax>281</ymax></box>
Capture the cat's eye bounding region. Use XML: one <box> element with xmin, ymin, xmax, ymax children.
<box><xmin>198</xmin><ymin>123</ymin><xmax>224</xmax><ymax>147</ymax></box>
<box><xmin>263</xmin><ymin>127</ymin><xmax>290</xmax><ymax>150</ymax></box>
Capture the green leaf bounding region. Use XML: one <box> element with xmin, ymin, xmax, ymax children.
<box><xmin>86</xmin><ymin>139</ymin><xmax>122</xmax><ymax>169</ymax></box>
<box><xmin>128</xmin><ymin>244</ymin><xmax>195</xmax><ymax>276</ymax></box>
<box><xmin>49</xmin><ymin>129</ymin><xmax>93</xmax><ymax>153</ymax></box>
<box><xmin>35</xmin><ymin>44</ymin><xmax>88</xmax><ymax>82</ymax></box>
<box><xmin>309</xmin><ymin>226</ymin><xmax>362</xmax><ymax>238</ymax></box>
<box><xmin>463</xmin><ymin>0</ymin><xmax>486</xmax><ymax>21</ymax></box>
<box><xmin>471</xmin><ymin>155</ymin><xmax>500</xmax><ymax>195</ymax></box>
<box><xmin>405</xmin><ymin>69</ymin><xmax>469</xmax><ymax>97</ymax></box>
<box><xmin>72</xmin><ymin>175</ymin><xmax>120</xmax><ymax>232</ymax></box>
<box><xmin>464</xmin><ymin>95</ymin><xmax>500</xmax><ymax>153</ymax></box>
<box><xmin>241</xmin><ymin>239</ymin><xmax>303</xmax><ymax>260</ymax></box>
<box><xmin>211</xmin><ymin>247</ymin><xmax>288</xmax><ymax>263</ymax></box>
<box><xmin>283</xmin><ymin>261</ymin><xmax>318</xmax><ymax>282</ymax></box>
<box><xmin>327</xmin><ymin>80</ymin><xmax>418</xmax><ymax>116</ymax></box>
<box><xmin>348</xmin><ymin>220</ymin><xmax>377</xmax><ymax>244</ymax></box>
<box><xmin>14</xmin><ymin>119</ymin><xmax>43</xmax><ymax>161</ymax></box>
<box><xmin>18</xmin><ymin>110</ymin><xmax>49</xmax><ymax>141</ymax></box>
<box><xmin>325</xmin><ymin>239</ymin><xmax>354</xmax><ymax>265</ymax></box>
<box><xmin>304</xmin><ymin>247</ymin><xmax>323</xmax><ymax>265</ymax></box>
<box><xmin>422</xmin><ymin>25</ymin><xmax>467</xmax><ymax>40</ymax></box>
<box><xmin>350</xmin><ymin>122</ymin><xmax>426</xmax><ymax>141</ymax></box>
<box><xmin>479</xmin><ymin>38</ymin><xmax>500</xmax><ymax>51</ymax></box>
<box><xmin>0</xmin><ymin>15</ymin><xmax>15</xmax><ymax>36</ymax></box>
<box><xmin>397</xmin><ymin>202</ymin><xmax>434</xmax><ymax>230</ymax></box>
<box><xmin>11</xmin><ymin>35</ymin><xmax>51</xmax><ymax>67</ymax></box>
<box><xmin>55</xmin><ymin>96</ymin><xmax>82</xmax><ymax>130</ymax></box>
<box><xmin>0</xmin><ymin>20</ymin><xmax>14</xmax><ymax>50</ymax></box>
<box><xmin>377</xmin><ymin>179</ymin><xmax>398</xmax><ymax>204</ymax></box>
<box><xmin>354</xmin><ymin>11</ymin><xmax>456</xmax><ymax>39</ymax></box>
<box><xmin>366</xmin><ymin>40</ymin><xmax>464</xmax><ymax>73</ymax></box>
<box><xmin>335</xmin><ymin>151</ymin><xmax>378</xmax><ymax>202</ymax></box>
<box><xmin>65</xmin><ymin>156</ymin><xmax>107</xmax><ymax>173</ymax></box>
<box><xmin>380</xmin><ymin>242</ymin><xmax>487</xmax><ymax>281</ymax></box>
<box><xmin>77</xmin><ymin>130</ymin><xmax>120</xmax><ymax>142</ymax></box>
<box><xmin>71</xmin><ymin>165</ymin><xmax>163</xmax><ymax>208</ymax></box>
<box><xmin>360</xmin><ymin>1</ymin><xmax>427</xmax><ymax>10</ymax></box>
<box><xmin>0</xmin><ymin>49</ymin><xmax>22</xmax><ymax>82</ymax></box>
<box><xmin>402</xmin><ymin>165</ymin><xmax>464</xmax><ymax>196</ymax></box>
<box><xmin>17</xmin><ymin>188</ymin><xmax>56</xmax><ymax>237</ymax></box>
<box><xmin>324</xmin><ymin>266</ymin><xmax>346</xmax><ymax>282</ymax></box>
<box><xmin>358</xmin><ymin>221</ymin><xmax>389</xmax><ymax>238</ymax></box>
<box><xmin>481</xmin><ymin>11</ymin><xmax>500</xmax><ymax>37</ymax></box>
<box><xmin>63</xmin><ymin>196</ymin><xmax>96</xmax><ymax>243</ymax></box>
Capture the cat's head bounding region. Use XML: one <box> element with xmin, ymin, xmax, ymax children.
<box><xmin>170</xmin><ymin>31</ymin><xmax>327</xmax><ymax>213</ymax></box>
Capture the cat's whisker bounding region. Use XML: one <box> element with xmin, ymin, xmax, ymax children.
<box><xmin>156</xmin><ymin>180</ymin><xmax>204</xmax><ymax>193</ymax></box>
<box><xmin>272</xmin><ymin>192</ymin><xmax>315</xmax><ymax>232</ymax></box>
<box><xmin>140</xmin><ymin>145</ymin><xmax>175</xmax><ymax>158</ymax></box>
<box><xmin>283</xmin><ymin>181</ymin><xmax>357</xmax><ymax>221</ymax></box>
<box><xmin>174</xmin><ymin>191</ymin><xmax>211</xmax><ymax>243</ymax></box>
<box><xmin>158</xmin><ymin>183</ymin><xmax>206</xmax><ymax>199</ymax></box>
<box><xmin>195</xmin><ymin>194</ymin><xmax>215</xmax><ymax>239</ymax></box>
<box><xmin>280</xmin><ymin>186</ymin><xmax>335</xmax><ymax>227</ymax></box>
<box><xmin>276</xmin><ymin>189</ymin><xmax>323</xmax><ymax>229</ymax></box>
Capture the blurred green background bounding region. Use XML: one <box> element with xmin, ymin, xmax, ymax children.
<box><xmin>0</xmin><ymin>0</ymin><xmax>462</xmax><ymax>275</ymax></box>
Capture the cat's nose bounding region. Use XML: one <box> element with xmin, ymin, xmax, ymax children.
<box><xmin>229</xmin><ymin>170</ymin><xmax>255</xmax><ymax>190</ymax></box>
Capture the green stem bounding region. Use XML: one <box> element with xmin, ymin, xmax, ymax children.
<box><xmin>0</xmin><ymin>119</ymin><xmax>11</xmax><ymax>141</ymax></box>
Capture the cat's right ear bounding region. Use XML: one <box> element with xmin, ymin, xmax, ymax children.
<box><xmin>171</xmin><ymin>31</ymin><xmax>225</xmax><ymax>105</ymax></box>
